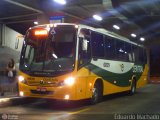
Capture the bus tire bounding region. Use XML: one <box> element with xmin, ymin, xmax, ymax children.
<box><xmin>90</xmin><ymin>80</ymin><xmax>103</xmax><ymax>105</ymax></box>
<box><xmin>129</xmin><ymin>79</ymin><xmax>136</xmax><ymax>95</ymax></box>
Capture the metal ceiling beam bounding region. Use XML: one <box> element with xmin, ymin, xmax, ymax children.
<box><xmin>2</xmin><ymin>0</ymin><xmax>97</xmax><ymax>26</ymax></box>
<box><xmin>103</xmin><ymin>0</ymin><xmax>132</xmax><ymax>20</ymax></box>
<box><xmin>62</xmin><ymin>10</ymin><xmax>101</xmax><ymax>27</ymax></box>
<box><xmin>3</xmin><ymin>0</ymin><xmax>43</xmax><ymax>13</ymax></box>
<box><xmin>103</xmin><ymin>0</ymin><xmax>113</xmax><ymax>9</ymax></box>
<box><xmin>5</xmin><ymin>19</ymin><xmax>34</xmax><ymax>24</ymax></box>
<box><xmin>0</xmin><ymin>13</ymin><xmax>41</xmax><ymax>20</ymax></box>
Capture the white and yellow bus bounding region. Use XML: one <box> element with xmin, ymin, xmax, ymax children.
<box><xmin>18</xmin><ymin>23</ymin><xmax>148</xmax><ymax>104</ymax></box>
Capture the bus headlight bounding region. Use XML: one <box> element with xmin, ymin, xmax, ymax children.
<box><xmin>58</xmin><ymin>77</ymin><xmax>75</xmax><ymax>86</ymax></box>
<box><xmin>64</xmin><ymin>77</ymin><xmax>75</xmax><ymax>86</ymax></box>
<box><xmin>18</xmin><ymin>76</ymin><xmax>27</xmax><ymax>84</ymax></box>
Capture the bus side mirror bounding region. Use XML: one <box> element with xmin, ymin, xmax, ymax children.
<box><xmin>82</xmin><ymin>39</ymin><xmax>88</xmax><ymax>51</ymax></box>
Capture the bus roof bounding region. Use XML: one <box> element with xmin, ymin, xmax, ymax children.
<box><xmin>78</xmin><ymin>24</ymin><xmax>142</xmax><ymax>47</ymax></box>
<box><xmin>29</xmin><ymin>23</ymin><xmax>143</xmax><ymax>47</ymax></box>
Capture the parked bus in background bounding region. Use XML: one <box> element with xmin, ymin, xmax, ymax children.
<box><xmin>18</xmin><ymin>23</ymin><xmax>148</xmax><ymax>104</ymax></box>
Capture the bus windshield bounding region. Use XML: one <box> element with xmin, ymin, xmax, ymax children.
<box><xmin>20</xmin><ymin>25</ymin><xmax>77</xmax><ymax>76</ymax></box>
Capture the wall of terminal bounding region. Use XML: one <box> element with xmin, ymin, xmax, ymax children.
<box><xmin>0</xmin><ymin>24</ymin><xmax>24</xmax><ymax>52</ymax></box>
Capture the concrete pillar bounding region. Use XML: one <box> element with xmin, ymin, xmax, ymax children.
<box><xmin>1</xmin><ymin>24</ymin><xmax>6</xmax><ymax>46</ymax></box>
<box><xmin>146</xmin><ymin>47</ymin><xmax>150</xmax><ymax>82</ymax></box>
<box><xmin>0</xmin><ymin>24</ymin><xmax>2</xmax><ymax>46</ymax></box>
<box><xmin>37</xmin><ymin>14</ymin><xmax>49</xmax><ymax>24</ymax></box>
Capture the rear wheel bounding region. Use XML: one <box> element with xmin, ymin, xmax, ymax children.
<box><xmin>130</xmin><ymin>79</ymin><xmax>136</xmax><ymax>95</ymax></box>
<box><xmin>90</xmin><ymin>82</ymin><xmax>103</xmax><ymax>104</ymax></box>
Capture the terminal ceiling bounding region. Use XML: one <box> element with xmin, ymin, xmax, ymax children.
<box><xmin>0</xmin><ymin>0</ymin><xmax>160</xmax><ymax>46</ymax></box>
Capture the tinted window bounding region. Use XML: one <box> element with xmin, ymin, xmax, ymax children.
<box><xmin>78</xmin><ymin>29</ymin><xmax>91</xmax><ymax>68</ymax></box>
<box><xmin>124</xmin><ymin>42</ymin><xmax>133</xmax><ymax>62</ymax></box>
<box><xmin>105</xmin><ymin>37</ymin><xmax>116</xmax><ymax>60</ymax></box>
<box><xmin>132</xmin><ymin>45</ymin><xmax>139</xmax><ymax>63</ymax></box>
<box><xmin>115</xmin><ymin>40</ymin><xmax>126</xmax><ymax>61</ymax></box>
<box><xmin>132</xmin><ymin>45</ymin><xmax>145</xmax><ymax>63</ymax></box>
<box><xmin>20</xmin><ymin>26</ymin><xmax>76</xmax><ymax>73</ymax></box>
<box><xmin>91</xmin><ymin>32</ymin><xmax>104</xmax><ymax>58</ymax></box>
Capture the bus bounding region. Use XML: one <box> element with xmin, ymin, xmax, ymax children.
<box><xmin>18</xmin><ymin>23</ymin><xmax>148</xmax><ymax>104</ymax></box>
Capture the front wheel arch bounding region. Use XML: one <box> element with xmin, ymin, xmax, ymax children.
<box><xmin>90</xmin><ymin>79</ymin><xmax>103</xmax><ymax>104</ymax></box>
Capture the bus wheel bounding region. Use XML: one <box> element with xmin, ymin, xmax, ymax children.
<box><xmin>130</xmin><ymin>79</ymin><xmax>136</xmax><ymax>95</ymax></box>
<box><xmin>90</xmin><ymin>82</ymin><xmax>102</xmax><ymax>104</ymax></box>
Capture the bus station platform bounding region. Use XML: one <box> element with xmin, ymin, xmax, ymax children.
<box><xmin>0</xmin><ymin>75</ymin><xmax>18</xmax><ymax>97</ymax></box>
<box><xmin>150</xmin><ymin>76</ymin><xmax>160</xmax><ymax>83</ymax></box>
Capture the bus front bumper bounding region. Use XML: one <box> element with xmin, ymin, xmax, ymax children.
<box><xmin>18</xmin><ymin>83</ymin><xmax>76</xmax><ymax>100</ymax></box>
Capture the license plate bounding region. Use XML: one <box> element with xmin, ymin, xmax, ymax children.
<box><xmin>37</xmin><ymin>87</ymin><xmax>46</xmax><ymax>92</ymax></box>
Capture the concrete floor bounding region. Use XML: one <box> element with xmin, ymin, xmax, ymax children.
<box><xmin>0</xmin><ymin>84</ymin><xmax>160</xmax><ymax>120</ymax></box>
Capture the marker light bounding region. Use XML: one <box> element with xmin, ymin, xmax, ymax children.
<box><xmin>93</xmin><ymin>14</ymin><xmax>103</xmax><ymax>21</ymax></box>
<box><xmin>64</xmin><ymin>77</ymin><xmax>75</xmax><ymax>86</ymax></box>
<box><xmin>54</xmin><ymin>24</ymin><xmax>57</xmax><ymax>27</ymax></box>
<box><xmin>50</xmin><ymin>24</ymin><xmax>54</xmax><ymax>27</ymax></box>
<box><xmin>89</xmin><ymin>83</ymin><xmax>92</xmax><ymax>87</ymax></box>
<box><xmin>54</xmin><ymin>0</ymin><xmax>66</xmax><ymax>5</ymax></box>
<box><xmin>75</xmin><ymin>25</ymin><xmax>79</xmax><ymax>29</ymax></box>
<box><xmin>64</xmin><ymin>94</ymin><xmax>70</xmax><ymax>100</ymax></box>
<box><xmin>35</xmin><ymin>30</ymin><xmax>48</xmax><ymax>36</ymax></box>
<box><xmin>34</xmin><ymin>21</ymin><xmax>38</xmax><ymax>25</ymax></box>
<box><xmin>113</xmin><ymin>25</ymin><xmax>120</xmax><ymax>30</ymax></box>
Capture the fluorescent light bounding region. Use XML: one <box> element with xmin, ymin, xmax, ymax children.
<box><xmin>52</xmin><ymin>53</ymin><xmax>58</xmax><ymax>59</ymax></box>
<box><xmin>54</xmin><ymin>0</ymin><xmax>66</xmax><ymax>5</ymax></box>
<box><xmin>113</xmin><ymin>25</ymin><xmax>120</xmax><ymax>30</ymax></box>
<box><xmin>93</xmin><ymin>14</ymin><xmax>103</xmax><ymax>21</ymax></box>
<box><xmin>34</xmin><ymin>21</ymin><xmax>38</xmax><ymax>25</ymax></box>
<box><xmin>140</xmin><ymin>37</ymin><xmax>145</xmax><ymax>41</ymax></box>
<box><xmin>131</xmin><ymin>33</ymin><xmax>136</xmax><ymax>38</ymax></box>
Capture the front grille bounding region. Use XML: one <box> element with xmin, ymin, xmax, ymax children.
<box><xmin>27</xmin><ymin>81</ymin><xmax>58</xmax><ymax>87</ymax></box>
<box><xmin>31</xmin><ymin>90</ymin><xmax>54</xmax><ymax>95</ymax></box>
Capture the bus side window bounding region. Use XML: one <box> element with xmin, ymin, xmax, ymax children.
<box><xmin>91</xmin><ymin>32</ymin><xmax>104</xmax><ymax>58</ymax></box>
<box><xmin>132</xmin><ymin>45</ymin><xmax>140</xmax><ymax>63</ymax></box>
<box><xmin>105</xmin><ymin>37</ymin><xmax>116</xmax><ymax>60</ymax></box>
<box><xmin>124</xmin><ymin>42</ymin><xmax>132</xmax><ymax>62</ymax></box>
<box><xmin>25</xmin><ymin>45</ymin><xmax>34</xmax><ymax>64</ymax></box>
<box><xmin>132</xmin><ymin>52</ymin><xmax>135</xmax><ymax>62</ymax></box>
<box><xmin>115</xmin><ymin>40</ymin><xmax>125</xmax><ymax>61</ymax></box>
<box><xmin>78</xmin><ymin>29</ymin><xmax>91</xmax><ymax>67</ymax></box>
<box><xmin>128</xmin><ymin>53</ymin><xmax>132</xmax><ymax>62</ymax></box>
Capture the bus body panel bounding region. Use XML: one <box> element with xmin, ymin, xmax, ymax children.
<box><xmin>136</xmin><ymin>64</ymin><xmax>148</xmax><ymax>88</ymax></box>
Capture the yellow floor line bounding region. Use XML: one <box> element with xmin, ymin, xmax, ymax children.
<box><xmin>68</xmin><ymin>108</ymin><xmax>90</xmax><ymax>115</ymax></box>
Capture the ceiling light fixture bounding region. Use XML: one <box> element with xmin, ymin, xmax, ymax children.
<box><xmin>113</xmin><ymin>25</ymin><xmax>120</xmax><ymax>30</ymax></box>
<box><xmin>131</xmin><ymin>33</ymin><xmax>136</xmax><ymax>38</ymax></box>
<box><xmin>54</xmin><ymin>0</ymin><xmax>66</xmax><ymax>5</ymax></box>
<box><xmin>93</xmin><ymin>14</ymin><xmax>103</xmax><ymax>21</ymax></box>
<box><xmin>140</xmin><ymin>37</ymin><xmax>145</xmax><ymax>41</ymax></box>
